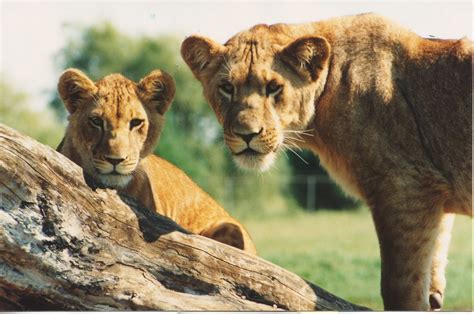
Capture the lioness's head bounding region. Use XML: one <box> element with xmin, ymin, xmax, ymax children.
<box><xmin>58</xmin><ymin>68</ymin><xmax>175</xmax><ymax>188</ymax></box>
<box><xmin>181</xmin><ymin>25</ymin><xmax>330</xmax><ymax>171</ymax></box>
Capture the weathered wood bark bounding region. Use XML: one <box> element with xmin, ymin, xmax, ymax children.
<box><xmin>0</xmin><ymin>123</ymin><xmax>370</xmax><ymax>311</ymax></box>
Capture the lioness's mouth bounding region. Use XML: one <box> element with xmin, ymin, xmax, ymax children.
<box><xmin>232</xmin><ymin>148</ymin><xmax>276</xmax><ymax>172</ymax></box>
<box><xmin>234</xmin><ymin>148</ymin><xmax>264</xmax><ymax>156</ymax></box>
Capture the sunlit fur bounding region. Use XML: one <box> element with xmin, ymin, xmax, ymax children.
<box><xmin>182</xmin><ymin>13</ymin><xmax>472</xmax><ymax>310</ymax></box>
<box><xmin>57</xmin><ymin>69</ymin><xmax>257</xmax><ymax>254</ymax></box>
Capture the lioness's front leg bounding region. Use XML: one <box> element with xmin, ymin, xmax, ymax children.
<box><xmin>429</xmin><ymin>213</ymin><xmax>455</xmax><ymax>310</ymax></box>
<box><xmin>372</xmin><ymin>204</ymin><xmax>444</xmax><ymax>310</ymax></box>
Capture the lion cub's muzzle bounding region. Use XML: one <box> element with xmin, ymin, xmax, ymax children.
<box><xmin>93</xmin><ymin>155</ymin><xmax>138</xmax><ymax>176</ymax></box>
<box><xmin>91</xmin><ymin>155</ymin><xmax>139</xmax><ymax>189</ymax></box>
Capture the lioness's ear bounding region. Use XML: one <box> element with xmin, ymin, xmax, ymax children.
<box><xmin>279</xmin><ymin>36</ymin><xmax>331</xmax><ymax>81</ymax></box>
<box><xmin>58</xmin><ymin>68</ymin><xmax>97</xmax><ymax>114</ymax></box>
<box><xmin>138</xmin><ymin>70</ymin><xmax>176</xmax><ymax>115</ymax></box>
<box><xmin>181</xmin><ymin>35</ymin><xmax>226</xmax><ymax>80</ymax></box>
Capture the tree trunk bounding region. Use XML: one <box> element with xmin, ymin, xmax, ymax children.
<box><xmin>0</xmin><ymin>123</ymin><xmax>370</xmax><ymax>311</ymax></box>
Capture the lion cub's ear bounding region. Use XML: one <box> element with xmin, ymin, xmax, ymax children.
<box><xmin>279</xmin><ymin>36</ymin><xmax>331</xmax><ymax>82</ymax></box>
<box><xmin>58</xmin><ymin>68</ymin><xmax>97</xmax><ymax>114</ymax></box>
<box><xmin>137</xmin><ymin>70</ymin><xmax>176</xmax><ymax>115</ymax></box>
<box><xmin>181</xmin><ymin>35</ymin><xmax>227</xmax><ymax>80</ymax></box>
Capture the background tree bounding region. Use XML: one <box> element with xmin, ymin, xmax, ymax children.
<box><xmin>0</xmin><ymin>77</ymin><xmax>63</xmax><ymax>147</ymax></box>
<box><xmin>289</xmin><ymin>152</ymin><xmax>359</xmax><ymax>210</ymax></box>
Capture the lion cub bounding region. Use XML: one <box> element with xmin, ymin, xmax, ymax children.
<box><xmin>57</xmin><ymin>68</ymin><xmax>256</xmax><ymax>254</ymax></box>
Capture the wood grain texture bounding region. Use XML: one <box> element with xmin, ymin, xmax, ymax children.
<box><xmin>0</xmin><ymin>123</ymin><xmax>370</xmax><ymax>311</ymax></box>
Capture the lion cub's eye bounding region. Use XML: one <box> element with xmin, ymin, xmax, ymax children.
<box><xmin>89</xmin><ymin>117</ymin><xmax>103</xmax><ymax>128</ymax></box>
<box><xmin>266</xmin><ymin>81</ymin><xmax>283</xmax><ymax>97</ymax></box>
<box><xmin>130</xmin><ymin>119</ymin><xmax>144</xmax><ymax>130</ymax></box>
<box><xmin>218</xmin><ymin>82</ymin><xmax>234</xmax><ymax>98</ymax></box>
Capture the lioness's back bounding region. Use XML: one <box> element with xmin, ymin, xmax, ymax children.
<box><xmin>403</xmin><ymin>37</ymin><xmax>472</xmax><ymax>208</ymax></box>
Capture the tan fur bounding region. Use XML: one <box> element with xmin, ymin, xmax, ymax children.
<box><xmin>57</xmin><ymin>68</ymin><xmax>256</xmax><ymax>255</ymax></box>
<box><xmin>181</xmin><ymin>13</ymin><xmax>472</xmax><ymax>310</ymax></box>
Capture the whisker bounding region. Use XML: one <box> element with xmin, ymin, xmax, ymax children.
<box><xmin>283</xmin><ymin>129</ymin><xmax>315</xmax><ymax>137</ymax></box>
<box><xmin>91</xmin><ymin>93</ymin><xmax>101</xmax><ymax>107</ymax></box>
<box><xmin>282</xmin><ymin>143</ymin><xmax>309</xmax><ymax>164</ymax></box>
<box><xmin>284</xmin><ymin>135</ymin><xmax>305</xmax><ymax>143</ymax></box>
<box><xmin>121</xmin><ymin>162</ymin><xmax>137</xmax><ymax>167</ymax></box>
<box><xmin>283</xmin><ymin>138</ymin><xmax>304</xmax><ymax>150</ymax></box>
<box><xmin>223</xmin><ymin>56</ymin><xmax>232</xmax><ymax>73</ymax></box>
<box><xmin>93</xmin><ymin>159</ymin><xmax>108</xmax><ymax>165</ymax></box>
<box><xmin>277</xmin><ymin>147</ymin><xmax>290</xmax><ymax>160</ymax></box>
<box><xmin>216</xmin><ymin>71</ymin><xmax>231</xmax><ymax>80</ymax></box>
<box><xmin>283</xmin><ymin>132</ymin><xmax>304</xmax><ymax>141</ymax></box>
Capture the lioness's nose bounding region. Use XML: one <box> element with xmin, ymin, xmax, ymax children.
<box><xmin>105</xmin><ymin>156</ymin><xmax>125</xmax><ymax>166</ymax></box>
<box><xmin>235</xmin><ymin>128</ymin><xmax>263</xmax><ymax>145</ymax></box>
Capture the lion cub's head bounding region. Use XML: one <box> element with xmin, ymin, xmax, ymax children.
<box><xmin>58</xmin><ymin>68</ymin><xmax>175</xmax><ymax>188</ymax></box>
<box><xmin>181</xmin><ymin>25</ymin><xmax>330</xmax><ymax>171</ymax></box>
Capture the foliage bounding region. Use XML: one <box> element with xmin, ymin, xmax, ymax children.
<box><xmin>289</xmin><ymin>151</ymin><xmax>359</xmax><ymax>210</ymax></box>
<box><xmin>0</xmin><ymin>77</ymin><xmax>64</xmax><ymax>147</ymax></box>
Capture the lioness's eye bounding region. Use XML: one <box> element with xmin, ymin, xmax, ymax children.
<box><xmin>130</xmin><ymin>119</ymin><xmax>144</xmax><ymax>130</ymax></box>
<box><xmin>89</xmin><ymin>117</ymin><xmax>103</xmax><ymax>128</ymax></box>
<box><xmin>219</xmin><ymin>82</ymin><xmax>234</xmax><ymax>97</ymax></box>
<box><xmin>266</xmin><ymin>81</ymin><xmax>283</xmax><ymax>97</ymax></box>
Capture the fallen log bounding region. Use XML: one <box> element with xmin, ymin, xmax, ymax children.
<box><xmin>0</xmin><ymin>123</ymin><xmax>370</xmax><ymax>311</ymax></box>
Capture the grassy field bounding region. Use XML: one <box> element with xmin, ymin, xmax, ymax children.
<box><xmin>241</xmin><ymin>209</ymin><xmax>472</xmax><ymax>311</ymax></box>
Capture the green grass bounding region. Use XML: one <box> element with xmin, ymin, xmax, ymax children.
<box><xmin>241</xmin><ymin>209</ymin><xmax>472</xmax><ymax>311</ymax></box>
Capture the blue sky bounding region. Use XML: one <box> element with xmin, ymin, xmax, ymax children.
<box><xmin>1</xmin><ymin>0</ymin><xmax>472</xmax><ymax>110</ymax></box>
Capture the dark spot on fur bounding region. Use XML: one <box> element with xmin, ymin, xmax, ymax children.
<box><xmin>411</xmin><ymin>273</ymin><xmax>421</xmax><ymax>283</ymax></box>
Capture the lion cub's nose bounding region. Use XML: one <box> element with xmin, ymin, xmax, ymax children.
<box><xmin>235</xmin><ymin>128</ymin><xmax>263</xmax><ymax>145</ymax></box>
<box><xmin>105</xmin><ymin>156</ymin><xmax>126</xmax><ymax>166</ymax></box>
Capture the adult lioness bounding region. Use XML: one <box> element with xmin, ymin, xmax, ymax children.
<box><xmin>181</xmin><ymin>13</ymin><xmax>472</xmax><ymax>310</ymax></box>
<box><xmin>57</xmin><ymin>68</ymin><xmax>256</xmax><ymax>255</ymax></box>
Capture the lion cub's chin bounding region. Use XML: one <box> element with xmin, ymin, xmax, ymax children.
<box><xmin>95</xmin><ymin>174</ymin><xmax>133</xmax><ymax>189</ymax></box>
<box><xmin>233</xmin><ymin>152</ymin><xmax>276</xmax><ymax>172</ymax></box>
